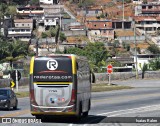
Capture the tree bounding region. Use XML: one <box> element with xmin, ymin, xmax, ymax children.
<box><xmin>84</xmin><ymin>42</ymin><xmax>108</xmax><ymax>66</ymax></box>
<box><xmin>149</xmin><ymin>58</ymin><xmax>160</xmax><ymax>70</ymax></box>
<box><xmin>30</xmin><ymin>0</ymin><xmax>39</xmax><ymax>5</ymax></box>
<box><xmin>106</xmin><ymin>59</ymin><xmax>121</xmax><ymax>67</ymax></box>
<box><xmin>7</xmin><ymin>6</ymin><xmax>17</xmax><ymax>17</ymax></box>
<box><xmin>59</xmin><ymin>32</ymin><xmax>66</xmax><ymax>42</ymax></box>
<box><xmin>41</xmin><ymin>32</ymin><xmax>48</xmax><ymax>38</ymax></box>
<box><xmin>143</xmin><ymin>0</ymin><xmax>147</xmax><ymax>4</ymax></box>
<box><xmin>137</xmin><ymin>47</ymin><xmax>141</xmax><ymax>54</ymax></box>
<box><xmin>122</xmin><ymin>42</ymin><xmax>126</xmax><ymax>49</ymax></box>
<box><xmin>49</xmin><ymin>27</ymin><xmax>56</xmax><ymax>37</ymax></box>
<box><xmin>147</xmin><ymin>44</ymin><xmax>160</xmax><ymax>54</ymax></box>
<box><xmin>0</xmin><ymin>3</ymin><xmax>8</xmax><ymax>17</ymax></box>
<box><xmin>126</xmin><ymin>44</ymin><xmax>130</xmax><ymax>51</ymax></box>
<box><xmin>0</xmin><ymin>3</ymin><xmax>8</xmax><ymax>32</ymax></box>
<box><xmin>0</xmin><ymin>37</ymin><xmax>10</xmax><ymax>60</ymax></box>
<box><xmin>125</xmin><ymin>0</ymin><xmax>131</xmax><ymax>3</ymax></box>
<box><xmin>141</xmin><ymin>63</ymin><xmax>148</xmax><ymax>79</ymax></box>
<box><xmin>113</xmin><ymin>40</ymin><xmax>120</xmax><ymax>48</ymax></box>
<box><xmin>0</xmin><ymin>4</ymin><xmax>17</xmax><ymax>36</ymax></box>
<box><xmin>0</xmin><ymin>40</ymin><xmax>30</xmax><ymax>67</ymax></box>
<box><xmin>78</xmin><ymin>0</ymin><xmax>96</xmax><ymax>8</ymax></box>
<box><xmin>64</xmin><ymin>47</ymin><xmax>85</xmax><ymax>56</ymax></box>
<box><xmin>64</xmin><ymin>42</ymin><xmax>109</xmax><ymax>72</ymax></box>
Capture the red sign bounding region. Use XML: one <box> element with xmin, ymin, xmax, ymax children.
<box><xmin>107</xmin><ymin>64</ymin><xmax>113</xmax><ymax>74</ymax></box>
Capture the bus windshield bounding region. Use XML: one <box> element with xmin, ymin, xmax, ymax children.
<box><xmin>33</xmin><ymin>56</ymin><xmax>73</xmax><ymax>82</ymax></box>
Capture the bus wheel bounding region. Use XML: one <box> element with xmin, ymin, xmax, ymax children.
<box><xmin>88</xmin><ymin>99</ymin><xmax>91</xmax><ymax>110</ymax></box>
<box><xmin>83</xmin><ymin>111</ymin><xmax>88</xmax><ymax>117</ymax></box>
<box><xmin>35</xmin><ymin>115</ymin><xmax>42</xmax><ymax>119</ymax></box>
<box><xmin>83</xmin><ymin>99</ymin><xmax>90</xmax><ymax>117</ymax></box>
<box><xmin>77</xmin><ymin>102</ymin><xmax>82</xmax><ymax>120</ymax></box>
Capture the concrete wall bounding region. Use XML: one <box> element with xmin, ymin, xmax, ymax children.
<box><xmin>63</xmin><ymin>30</ymin><xmax>86</xmax><ymax>36</ymax></box>
<box><xmin>117</xmin><ymin>36</ymin><xmax>145</xmax><ymax>41</ymax></box>
<box><xmin>0</xmin><ymin>77</ymin><xmax>29</xmax><ymax>88</ymax></box>
<box><xmin>95</xmin><ymin>71</ymin><xmax>160</xmax><ymax>83</ymax></box>
<box><xmin>0</xmin><ymin>71</ymin><xmax>160</xmax><ymax>87</ymax></box>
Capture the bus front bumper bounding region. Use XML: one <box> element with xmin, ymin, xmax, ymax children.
<box><xmin>30</xmin><ymin>104</ymin><xmax>76</xmax><ymax>116</ymax></box>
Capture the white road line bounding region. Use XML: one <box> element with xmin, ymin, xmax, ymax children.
<box><xmin>83</xmin><ymin>104</ymin><xmax>160</xmax><ymax>124</ymax></box>
<box><xmin>97</xmin><ymin>104</ymin><xmax>160</xmax><ymax>116</ymax></box>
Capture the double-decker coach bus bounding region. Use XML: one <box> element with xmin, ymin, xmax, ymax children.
<box><xmin>29</xmin><ymin>54</ymin><xmax>91</xmax><ymax>119</ymax></box>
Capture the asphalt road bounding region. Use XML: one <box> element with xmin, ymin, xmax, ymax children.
<box><xmin>1</xmin><ymin>79</ymin><xmax>160</xmax><ymax>126</ymax></box>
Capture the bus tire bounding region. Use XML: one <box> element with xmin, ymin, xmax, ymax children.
<box><xmin>89</xmin><ymin>99</ymin><xmax>91</xmax><ymax>110</ymax></box>
<box><xmin>35</xmin><ymin>115</ymin><xmax>42</xmax><ymax>119</ymax></box>
<box><xmin>77</xmin><ymin>102</ymin><xmax>82</xmax><ymax>120</ymax></box>
<box><xmin>83</xmin><ymin>111</ymin><xmax>88</xmax><ymax>117</ymax></box>
<box><xmin>83</xmin><ymin>99</ymin><xmax>90</xmax><ymax>117</ymax></box>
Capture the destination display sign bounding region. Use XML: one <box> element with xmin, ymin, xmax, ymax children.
<box><xmin>33</xmin><ymin>57</ymin><xmax>73</xmax><ymax>82</ymax></box>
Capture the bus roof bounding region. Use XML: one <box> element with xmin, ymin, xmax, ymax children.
<box><xmin>40</xmin><ymin>54</ymin><xmax>88</xmax><ymax>61</ymax></box>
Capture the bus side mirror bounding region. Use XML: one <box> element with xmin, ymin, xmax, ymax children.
<box><xmin>91</xmin><ymin>72</ymin><xmax>95</xmax><ymax>83</ymax></box>
<box><xmin>76</xmin><ymin>62</ymin><xmax>78</xmax><ymax>70</ymax></box>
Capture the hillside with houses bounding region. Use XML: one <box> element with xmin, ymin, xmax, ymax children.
<box><xmin>1</xmin><ymin>0</ymin><xmax>160</xmax><ymax>78</ymax></box>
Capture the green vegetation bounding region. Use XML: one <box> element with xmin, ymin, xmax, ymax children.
<box><xmin>149</xmin><ymin>58</ymin><xmax>160</xmax><ymax>70</ymax></box>
<box><xmin>59</xmin><ymin>32</ymin><xmax>67</xmax><ymax>42</ymax></box>
<box><xmin>143</xmin><ymin>0</ymin><xmax>147</xmax><ymax>4</ymax></box>
<box><xmin>122</xmin><ymin>42</ymin><xmax>130</xmax><ymax>51</ymax></box>
<box><xmin>40</xmin><ymin>26</ymin><xmax>66</xmax><ymax>43</ymax></box>
<box><xmin>0</xmin><ymin>37</ymin><xmax>32</xmax><ymax>67</ymax></box>
<box><xmin>92</xmin><ymin>84</ymin><xmax>133</xmax><ymax>92</ymax></box>
<box><xmin>41</xmin><ymin>32</ymin><xmax>48</xmax><ymax>38</ymax></box>
<box><xmin>113</xmin><ymin>39</ymin><xmax>120</xmax><ymax>48</ymax></box>
<box><xmin>63</xmin><ymin>12</ymin><xmax>71</xmax><ymax>18</ymax></box>
<box><xmin>147</xmin><ymin>44</ymin><xmax>160</xmax><ymax>54</ymax></box>
<box><xmin>104</xmin><ymin>2</ymin><xmax>115</xmax><ymax>7</ymax></box>
<box><xmin>15</xmin><ymin>91</ymin><xmax>29</xmax><ymax>98</ymax></box>
<box><xmin>0</xmin><ymin>3</ymin><xmax>17</xmax><ymax>19</ymax></box>
<box><xmin>65</xmin><ymin>42</ymin><xmax>109</xmax><ymax>72</ymax></box>
<box><xmin>141</xmin><ymin>63</ymin><xmax>148</xmax><ymax>79</ymax></box>
<box><xmin>124</xmin><ymin>0</ymin><xmax>132</xmax><ymax>3</ymax></box>
<box><xmin>78</xmin><ymin>0</ymin><xmax>96</xmax><ymax>8</ymax></box>
<box><xmin>29</xmin><ymin>0</ymin><xmax>39</xmax><ymax>5</ymax></box>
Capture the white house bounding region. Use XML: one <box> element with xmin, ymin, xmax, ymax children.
<box><xmin>134</xmin><ymin>54</ymin><xmax>160</xmax><ymax>71</ymax></box>
<box><xmin>14</xmin><ymin>19</ymin><xmax>33</xmax><ymax>29</ymax></box>
<box><xmin>44</xmin><ymin>16</ymin><xmax>59</xmax><ymax>28</ymax></box>
<box><xmin>39</xmin><ymin>0</ymin><xmax>59</xmax><ymax>5</ymax></box>
<box><xmin>132</xmin><ymin>0</ymin><xmax>142</xmax><ymax>5</ymax></box>
<box><xmin>8</xmin><ymin>27</ymin><xmax>32</xmax><ymax>41</ymax></box>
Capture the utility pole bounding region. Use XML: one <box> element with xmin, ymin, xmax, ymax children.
<box><xmin>36</xmin><ymin>38</ymin><xmax>39</xmax><ymax>56</ymax></box>
<box><xmin>123</xmin><ymin>0</ymin><xmax>124</xmax><ymax>21</ymax></box>
<box><xmin>59</xmin><ymin>6</ymin><xmax>61</xmax><ymax>30</ymax></box>
<box><xmin>134</xmin><ymin>20</ymin><xmax>138</xmax><ymax>79</ymax></box>
<box><xmin>55</xmin><ymin>5</ymin><xmax>61</xmax><ymax>52</ymax></box>
<box><xmin>55</xmin><ymin>25</ymin><xmax>60</xmax><ymax>52</ymax></box>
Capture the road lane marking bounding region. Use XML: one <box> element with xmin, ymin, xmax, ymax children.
<box><xmin>92</xmin><ymin>92</ymin><xmax>160</xmax><ymax>103</ymax></box>
<box><xmin>0</xmin><ymin>109</ymin><xmax>30</xmax><ymax>117</ymax></box>
<box><xmin>97</xmin><ymin>104</ymin><xmax>160</xmax><ymax>116</ymax></box>
<box><xmin>85</xmin><ymin>104</ymin><xmax>160</xmax><ymax>124</ymax></box>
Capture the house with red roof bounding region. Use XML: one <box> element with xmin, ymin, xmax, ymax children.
<box><xmin>134</xmin><ymin>3</ymin><xmax>160</xmax><ymax>35</ymax></box>
<box><xmin>86</xmin><ymin>20</ymin><xmax>114</xmax><ymax>42</ymax></box>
